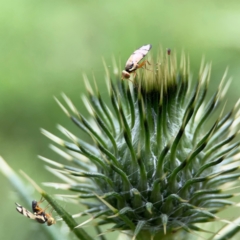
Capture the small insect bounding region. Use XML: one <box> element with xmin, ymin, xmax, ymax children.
<box><xmin>167</xmin><ymin>48</ymin><xmax>171</xmax><ymax>55</ymax></box>
<box><xmin>15</xmin><ymin>198</ymin><xmax>56</xmax><ymax>226</ymax></box>
<box><xmin>122</xmin><ymin>44</ymin><xmax>152</xmax><ymax>80</ymax></box>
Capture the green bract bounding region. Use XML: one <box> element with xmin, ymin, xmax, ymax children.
<box><xmin>41</xmin><ymin>49</ymin><xmax>240</xmax><ymax>240</ymax></box>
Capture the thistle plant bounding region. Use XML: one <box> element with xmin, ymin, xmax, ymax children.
<box><xmin>14</xmin><ymin>48</ymin><xmax>240</xmax><ymax>240</ymax></box>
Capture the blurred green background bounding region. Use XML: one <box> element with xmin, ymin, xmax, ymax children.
<box><xmin>1</xmin><ymin>0</ymin><xmax>240</xmax><ymax>239</ymax></box>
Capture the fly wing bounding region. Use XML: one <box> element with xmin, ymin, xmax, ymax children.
<box><xmin>15</xmin><ymin>203</ymin><xmax>46</xmax><ymax>224</ymax></box>
<box><xmin>125</xmin><ymin>44</ymin><xmax>152</xmax><ymax>71</ymax></box>
<box><xmin>16</xmin><ymin>202</ymin><xmax>35</xmax><ymax>219</ymax></box>
<box><xmin>132</xmin><ymin>44</ymin><xmax>152</xmax><ymax>57</ymax></box>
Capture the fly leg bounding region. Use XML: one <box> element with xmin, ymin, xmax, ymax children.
<box><xmin>137</xmin><ymin>60</ymin><xmax>152</xmax><ymax>71</ymax></box>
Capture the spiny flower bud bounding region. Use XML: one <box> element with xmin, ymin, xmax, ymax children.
<box><xmin>41</xmin><ymin>47</ymin><xmax>240</xmax><ymax>240</ymax></box>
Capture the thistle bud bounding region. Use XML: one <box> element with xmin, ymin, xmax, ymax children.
<box><xmin>42</xmin><ymin>48</ymin><xmax>240</xmax><ymax>240</ymax></box>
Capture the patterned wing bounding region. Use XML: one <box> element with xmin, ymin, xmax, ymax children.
<box><xmin>15</xmin><ymin>202</ymin><xmax>46</xmax><ymax>224</ymax></box>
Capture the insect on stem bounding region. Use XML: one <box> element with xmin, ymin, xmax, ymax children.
<box><xmin>15</xmin><ymin>198</ymin><xmax>56</xmax><ymax>226</ymax></box>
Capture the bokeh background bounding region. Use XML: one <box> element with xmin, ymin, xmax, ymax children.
<box><xmin>1</xmin><ymin>0</ymin><xmax>240</xmax><ymax>239</ymax></box>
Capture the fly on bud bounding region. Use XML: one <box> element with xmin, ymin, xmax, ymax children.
<box><xmin>122</xmin><ymin>44</ymin><xmax>152</xmax><ymax>80</ymax></box>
